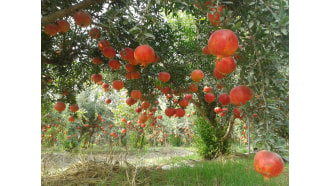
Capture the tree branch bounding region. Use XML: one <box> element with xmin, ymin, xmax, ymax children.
<box><xmin>190</xmin><ymin>99</ymin><xmax>212</xmax><ymax>125</ymax></box>
<box><xmin>222</xmin><ymin>116</ymin><xmax>235</xmax><ymax>141</ymax></box>
<box><xmin>41</xmin><ymin>0</ymin><xmax>110</xmax><ymax>26</ymax></box>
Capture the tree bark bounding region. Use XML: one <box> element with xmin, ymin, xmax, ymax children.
<box><xmin>222</xmin><ymin>116</ymin><xmax>235</xmax><ymax>141</ymax></box>
<box><xmin>41</xmin><ymin>0</ymin><xmax>110</xmax><ymax>26</ymax></box>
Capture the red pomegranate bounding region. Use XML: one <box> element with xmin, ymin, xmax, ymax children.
<box><xmin>44</xmin><ymin>23</ymin><xmax>58</xmax><ymax>36</ymax></box>
<box><xmin>69</xmin><ymin>104</ymin><xmax>79</xmax><ymax>112</ymax></box>
<box><xmin>165</xmin><ymin>107</ymin><xmax>175</xmax><ymax>117</ymax></box>
<box><xmin>203</xmin><ymin>86</ymin><xmax>212</xmax><ymax>93</ymax></box>
<box><xmin>102</xmin><ymin>83</ymin><xmax>109</xmax><ymax>89</ymax></box>
<box><xmin>139</xmin><ymin>113</ymin><xmax>148</xmax><ymax>123</ymax></box>
<box><xmin>233</xmin><ymin>107</ymin><xmax>245</xmax><ymax>119</ymax></box>
<box><xmin>89</xmin><ymin>28</ymin><xmax>101</xmax><ymax>39</ymax></box>
<box><xmin>112</xmin><ymin>80</ymin><xmax>124</xmax><ymax>91</ymax></box>
<box><xmin>219</xmin><ymin>94</ymin><xmax>231</xmax><ymax>105</ymax></box>
<box><xmin>92</xmin><ymin>57</ymin><xmax>102</xmax><ymax>65</ymax></box>
<box><xmin>184</xmin><ymin>94</ymin><xmax>192</xmax><ymax>101</ymax></box>
<box><xmin>141</xmin><ymin>101</ymin><xmax>150</xmax><ymax>109</ymax></box>
<box><xmin>68</xmin><ymin>116</ymin><xmax>75</xmax><ymax>123</ymax></box>
<box><xmin>105</xmin><ymin>98</ymin><xmax>111</xmax><ymax>104</ymax></box>
<box><xmin>131</xmin><ymin>90</ymin><xmax>142</xmax><ymax>99</ymax></box>
<box><xmin>56</xmin><ymin>20</ymin><xmax>70</xmax><ymax>33</ymax></box>
<box><xmin>91</xmin><ymin>74</ymin><xmax>102</xmax><ymax>83</ymax></box>
<box><xmin>179</xmin><ymin>99</ymin><xmax>189</xmax><ymax>108</ymax></box>
<box><xmin>102</xmin><ymin>47</ymin><xmax>116</xmax><ymax>58</ymax></box>
<box><xmin>215</xmin><ymin>57</ymin><xmax>236</xmax><ymax>75</ymax></box>
<box><xmin>230</xmin><ymin>85</ymin><xmax>253</xmax><ymax>106</ymax></box>
<box><xmin>128</xmin><ymin>58</ymin><xmax>139</xmax><ymax>66</ymax></box>
<box><xmin>158</xmin><ymin>72</ymin><xmax>171</xmax><ymax>83</ymax></box>
<box><xmin>126</xmin><ymin>98</ymin><xmax>136</xmax><ymax>106</ymax></box>
<box><xmin>134</xmin><ymin>45</ymin><xmax>155</xmax><ymax>64</ymax></box>
<box><xmin>207</xmin><ymin>5</ymin><xmax>224</xmax><ymax>26</ymax></box>
<box><xmin>108</xmin><ymin>59</ymin><xmax>120</xmax><ymax>70</ymax></box>
<box><xmin>204</xmin><ymin>93</ymin><xmax>216</xmax><ymax>104</ymax></box>
<box><xmin>213</xmin><ymin>69</ymin><xmax>225</xmax><ymax>79</ymax></box>
<box><xmin>189</xmin><ymin>83</ymin><xmax>198</xmax><ymax>93</ymax></box>
<box><xmin>73</xmin><ymin>10</ymin><xmax>92</xmax><ymax>27</ymax></box>
<box><xmin>131</xmin><ymin>71</ymin><xmax>141</xmax><ymax>80</ymax></box>
<box><xmin>120</xmin><ymin>48</ymin><xmax>135</xmax><ymax>61</ymax></box>
<box><xmin>98</xmin><ymin>40</ymin><xmax>111</xmax><ymax>51</ymax></box>
<box><xmin>161</xmin><ymin>86</ymin><xmax>171</xmax><ymax>94</ymax></box>
<box><xmin>202</xmin><ymin>46</ymin><xmax>211</xmax><ymax>55</ymax></box>
<box><xmin>208</xmin><ymin>29</ymin><xmax>239</xmax><ymax>58</ymax></box>
<box><xmin>135</xmin><ymin>107</ymin><xmax>142</xmax><ymax>113</ymax></box>
<box><xmin>254</xmin><ymin>150</ymin><xmax>284</xmax><ymax>181</ymax></box>
<box><xmin>125</xmin><ymin>63</ymin><xmax>135</xmax><ymax>72</ymax></box>
<box><xmin>54</xmin><ymin>102</ymin><xmax>66</xmax><ymax>113</ymax></box>
<box><xmin>191</xmin><ymin>69</ymin><xmax>204</xmax><ymax>82</ymax></box>
<box><xmin>175</xmin><ymin>108</ymin><xmax>185</xmax><ymax>118</ymax></box>
<box><xmin>214</xmin><ymin>107</ymin><xmax>222</xmax><ymax>113</ymax></box>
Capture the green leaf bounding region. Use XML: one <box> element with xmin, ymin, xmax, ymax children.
<box><xmin>248</xmin><ymin>21</ymin><xmax>254</xmax><ymax>28</ymax></box>
<box><xmin>129</xmin><ymin>27</ymin><xmax>140</xmax><ymax>34</ymax></box>
<box><xmin>144</xmin><ymin>33</ymin><xmax>155</xmax><ymax>40</ymax></box>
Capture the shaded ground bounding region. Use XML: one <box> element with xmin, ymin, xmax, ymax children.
<box><xmin>41</xmin><ymin>147</ymin><xmax>197</xmax><ymax>173</ymax></box>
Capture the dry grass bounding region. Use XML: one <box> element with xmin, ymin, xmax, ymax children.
<box><xmin>41</xmin><ymin>152</ymin><xmax>152</xmax><ymax>186</ymax></box>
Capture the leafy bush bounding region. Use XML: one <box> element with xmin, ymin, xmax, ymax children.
<box><xmin>193</xmin><ymin>116</ymin><xmax>229</xmax><ymax>159</ymax></box>
<box><xmin>169</xmin><ymin>133</ymin><xmax>183</xmax><ymax>147</ymax></box>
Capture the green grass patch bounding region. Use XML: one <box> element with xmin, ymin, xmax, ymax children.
<box><xmin>150</xmin><ymin>155</ymin><xmax>289</xmax><ymax>185</ymax></box>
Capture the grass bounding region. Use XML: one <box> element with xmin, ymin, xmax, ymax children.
<box><xmin>150</xmin><ymin>155</ymin><xmax>289</xmax><ymax>186</ymax></box>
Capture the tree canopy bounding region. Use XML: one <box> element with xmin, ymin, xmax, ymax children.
<box><xmin>41</xmin><ymin>0</ymin><xmax>289</xmax><ymax>158</ymax></box>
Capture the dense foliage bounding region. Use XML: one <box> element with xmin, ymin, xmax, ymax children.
<box><xmin>41</xmin><ymin>0</ymin><xmax>289</xmax><ymax>159</ymax></box>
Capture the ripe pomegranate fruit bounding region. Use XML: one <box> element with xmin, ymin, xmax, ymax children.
<box><xmin>191</xmin><ymin>69</ymin><xmax>204</xmax><ymax>82</ymax></box>
<box><xmin>92</xmin><ymin>57</ymin><xmax>102</xmax><ymax>65</ymax></box>
<box><xmin>179</xmin><ymin>99</ymin><xmax>189</xmax><ymax>108</ymax></box>
<box><xmin>98</xmin><ymin>40</ymin><xmax>110</xmax><ymax>51</ymax></box>
<box><xmin>233</xmin><ymin>107</ymin><xmax>245</xmax><ymax>119</ymax></box>
<box><xmin>105</xmin><ymin>98</ymin><xmax>111</xmax><ymax>104</ymax></box>
<box><xmin>219</xmin><ymin>94</ymin><xmax>231</xmax><ymax>105</ymax></box>
<box><xmin>70</xmin><ymin>104</ymin><xmax>79</xmax><ymax>112</ymax></box>
<box><xmin>102</xmin><ymin>83</ymin><xmax>109</xmax><ymax>89</ymax></box>
<box><xmin>125</xmin><ymin>63</ymin><xmax>135</xmax><ymax>72</ymax></box>
<box><xmin>161</xmin><ymin>86</ymin><xmax>171</xmax><ymax>94</ymax></box>
<box><xmin>131</xmin><ymin>71</ymin><xmax>141</xmax><ymax>80</ymax></box>
<box><xmin>56</xmin><ymin>20</ymin><xmax>70</xmax><ymax>33</ymax></box>
<box><xmin>54</xmin><ymin>102</ymin><xmax>66</xmax><ymax>113</ymax></box>
<box><xmin>89</xmin><ymin>28</ymin><xmax>101</xmax><ymax>39</ymax></box>
<box><xmin>184</xmin><ymin>94</ymin><xmax>192</xmax><ymax>101</ymax></box>
<box><xmin>203</xmin><ymin>86</ymin><xmax>212</xmax><ymax>93</ymax></box>
<box><xmin>204</xmin><ymin>93</ymin><xmax>216</xmax><ymax>104</ymax></box>
<box><xmin>73</xmin><ymin>10</ymin><xmax>92</xmax><ymax>27</ymax></box>
<box><xmin>214</xmin><ymin>107</ymin><xmax>222</xmax><ymax>113</ymax></box>
<box><xmin>141</xmin><ymin>101</ymin><xmax>150</xmax><ymax>109</ymax></box>
<box><xmin>175</xmin><ymin>108</ymin><xmax>185</xmax><ymax>118</ymax></box>
<box><xmin>207</xmin><ymin>5</ymin><xmax>224</xmax><ymax>26</ymax></box>
<box><xmin>126</xmin><ymin>98</ymin><xmax>136</xmax><ymax>106</ymax></box>
<box><xmin>208</xmin><ymin>29</ymin><xmax>239</xmax><ymax>58</ymax></box>
<box><xmin>102</xmin><ymin>47</ymin><xmax>116</xmax><ymax>58</ymax></box>
<box><xmin>213</xmin><ymin>69</ymin><xmax>225</xmax><ymax>79</ymax></box>
<box><xmin>189</xmin><ymin>84</ymin><xmax>198</xmax><ymax>92</ymax></box>
<box><xmin>44</xmin><ymin>23</ymin><xmax>58</xmax><ymax>36</ymax></box>
<box><xmin>254</xmin><ymin>150</ymin><xmax>284</xmax><ymax>181</ymax></box>
<box><xmin>131</xmin><ymin>90</ymin><xmax>142</xmax><ymax>99</ymax></box>
<box><xmin>135</xmin><ymin>107</ymin><xmax>142</xmax><ymax>113</ymax></box>
<box><xmin>165</xmin><ymin>107</ymin><xmax>175</xmax><ymax>117</ymax></box>
<box><xmin>108</xmin><ymin>59</ymin><xmax>120</xmax><ymax>70</ymax></box>
<box><xmin>158</xmin><ymin>72</ymin><xmax>171</xmax><ymax>83</ymax></box>
<box><xmin>215</xmin><ymin>57</ymin><xmax>236</xmax><ymax>75</ymax></box>
<box><xmin>202</xmin><ymin>46</ymin><xmax>211</xmax><ymax>55</ymax></box>
<box><xmin>139</xmin><ymin>113</ymin><xmax>148</xmax><ymax>123</ymax></box>
<box><xmin>134</xmin><ymin>45</ymin><xmax>155</xmax><ymax>64</ymax></box>
<box><xmin>68</xmin><ymin>116</ymin><xmax>75</xmax><ymax>123</ymax></box>
<box><xmin>91</xmin><ymin>74</ymin><xmax>102</xmax><ymax>83</ymax></box>
<box><xmin>230</xmin><ymin>85</ymin><xmax>253</xmax><ymax>106</ymax></box>
<box><xmin>112</xmin><ymin>80</ymin><xmax>124</xmax><ymax>90</ymax></box>
<box><xmin>120</xmin><ymin>48</ymin><xmax>135</xmax><ymax>61</ymax></box>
